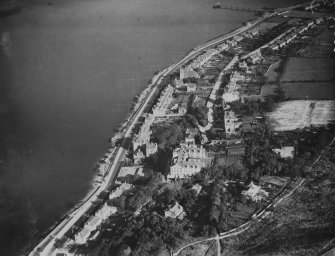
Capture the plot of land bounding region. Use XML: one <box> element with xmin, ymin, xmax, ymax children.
<box><xmin>284</xmin><ymin>10</ymin><xmax>327</xmax><ymax>18</ymax></box>
<box><xmin>268</xmin><ymin>100</ymin><xmax>335</xmax><ymax>131</ymax></box>
<box><xmin>281</xmin><ymin>57</ymin><xmax>335</xmax><ymax>82</ymax></box>
<box><xmin>282</xmin><ymin>81</ymin><xmax>335</xmax><ymax>100</ymax></box>
<box><xmin>265</xmin><ymin>61</ymin><xmax>281</xmax><ymax>82</ymax></box>
<box><xmin>260</xmin><ymin>84</ymin><xmax>279</xmax><ymax>97</ymax></box>
<box><xmin>299</xmin><ymin>29</ymin><xmax>335</xmax><ymax>58</ymax></box>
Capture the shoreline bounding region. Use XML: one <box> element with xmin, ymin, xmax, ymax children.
<box><xmin>45</xmin><ymin>11</ymin><xmax>267</xmax><ymax>241</ymax></box>
<box><xmin>27</xmin><ymin>0</ymin><xmax>312</xmax><ymax>252</ymax></box>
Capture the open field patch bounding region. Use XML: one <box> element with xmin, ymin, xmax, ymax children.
<box><xmin>283</xmin><ymin>10</ymin><xmax>327</xmax><ymax>18</ymax></box>
<box><xmin>265</xmin><ymin>61</ymin><xmax>281</xmax><ymax>82</ymax></box>
<box><xmin>282</xmin><ymin>81</ymin><xmax>335</xmax><ymax>100</ymax></box>
<box><xmin>268</xmin><ymin>100</ymin><xmax>335</xmax><ymax>131</ymax></box>
<box><xmin>281</xmin><ymin>57</ymin><xmax>335</xmax><ymax>82</ymax></box>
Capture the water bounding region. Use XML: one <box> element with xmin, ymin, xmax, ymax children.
<box><xmin>0</xmin><ymin>0</ymin><xmax>301</xmax><ymax>255</ymax></box>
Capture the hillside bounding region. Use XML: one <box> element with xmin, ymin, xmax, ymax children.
<box><xmin>221</xmin><ymin>141</ymin><xmax>335</xmax><ymax>256</ymax></box>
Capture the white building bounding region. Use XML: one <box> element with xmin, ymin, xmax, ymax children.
<box><xmin>85</xmin><ymin>216</ymin><xmax>102</xmax><ymax>231</ymax></box>
<box><xmin>164</xmin><ymin>202</ymin><xmax>186</xmax><ymax>220</ymax></box>
<box><xmin>152</xmin><ymin>85</ymin><xmax>174</xmax><ymax>117</ymax></box>
<box><xmin>95</xmin><ymin>203</ymin><xmax>117</xmax><ymax>220</ymax></box>
<box><xmin>134</xmin><ymin>149</ymin><xmax>145</xmax><ymax>165</ymax></box>
<box><xmin>146</xmin><ymin>142</ymin><xmax>158</xmax><ymax>156</ymax></box>
<box><xmin>187</xmin><ymin>83</ymin><xmax>197</xmax><ymax>93</ymax></box>
<box><xmin>109</xmin><ymin>183</ymin><xmax>133</xmax><ymax>199</ymax></box>
<box><xmin>75</xmin><ymin>228</ymin><xmax>91</xmax><ymax>244</ymax></box>
<box><xmin>168</xmin><ymin>136</ymin><xmax>207</xmax><ymax>179</ymax></box>
<box><xmin>224</xmin><ymin>110</ymin><xmax>241</xmax><ymax>134</ymax></box>
<box><xmin>191</xmin><ymin>184</ymin><xmax>202</xmax><ymax>195</ymax></box>
<box><xmin>133</xmin><ymin>114</ymin><xmax>155</xmax><ymax>150</ymax></box>
<box><xmin>180</xmin><ymin>67</ymin><xmax>200</xmax><ymax>80</ymax></box>
<box><xmin>273</xmin><ymin>146</ymin><xmax>295</xmax><ymax>158</ymax></box>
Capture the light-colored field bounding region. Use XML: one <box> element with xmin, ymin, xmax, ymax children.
<box><xmin>268</xmin><ymin>100</ymin><xmax>335</xmax><ymax>131</ymax></box>
<box><xmin>282</xmin><ymin>81</ymin><xmax>335</xmax><ymax>100</ymax></box>
<box><xmin>281</xmin><ymin>57</ymin><xmax>335</xmax><ymax>82</ymax></box>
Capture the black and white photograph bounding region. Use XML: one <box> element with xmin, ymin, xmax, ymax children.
<box><xmin>0</xmin><ymin>0</ymin><xmax>334</xmax><ymax>255</ymax></box>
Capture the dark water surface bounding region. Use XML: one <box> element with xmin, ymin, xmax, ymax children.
<box><xmin>0</xmin><ymin>0</ymin><xmax>301</xmax><ymax>254</ymax></box>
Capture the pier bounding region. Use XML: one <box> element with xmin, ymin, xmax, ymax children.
<box><xmin>213</xmin><ymin>3</ymin><xmax>260</xmax><ymax>13</ymax></box>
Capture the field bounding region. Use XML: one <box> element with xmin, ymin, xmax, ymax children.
<box><xmin>265</xmin><ymin>61</ymin><xmax>281</xmax><ymax>82</ymax></box>
<box><xmin>252</xmin><ymin>21</ymin><xmax>279</xmax><ymax>32</ymax></box>
<box><xmin>260</xmin><ymin>84</ymin><xmax>279</xmax><ymax>97</ymax></box>
<box><xmin>282</xmin><ymin>81</ymin><xmax>335</xmax><ymax>100</ymax></box>
<box><xmin>284</xmin><ymin>10</ymin><xmax>327</xmax><ymax>18</ymax></box>
<box><xmin>268</xmin><ymin>100</ymin><xmax>335</xmax><ymax>131</ymax></box>
<box><xmin>281</xmin><ymin>57</ymin><xmax>335</xmax><ymax>82</ymax></box>
<box><xmin>298</xmin><ymin>28</ymin><xmax>335</xmax><ymax>58</ymax></box>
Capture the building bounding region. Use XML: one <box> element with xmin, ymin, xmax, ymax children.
<box><xmin>164</xmin><ymin>202</ymin><xmax>186</xmax><ymax>220</ymax></box>
<box><xmin>239</xmin><ymin>61</ymin><xmax>248</xmax><ymax>71</ymax></box>
<box><xmin>168</xmin><ymin>136</ymin><xmax>207</xmax><ymax>179</ymax></box>
<box><xmin>191</xmin><ymin>184</ymin><xmax>202</xmax><ymax>195</ymax></box>
<box><xmin>95</xmin><ymin>203</ymin><xmax>117</xmax><ymax>220</ymax></box>
<box><xmin>85</xmin><ymin>216</ymin><xmax>102</xmax><ymax>231</ymax></box>
<box><xmin>180</xmin><ymin>67</ymin><xmax>200</xmax><ymax>80</ymax></box>
<box><xmin>218</xmin><ymin>43</ymin><xmax>229</xmax><ymax>52</ymax></box>
<box><xmin>224</xmin><ymin>110</ymin><xmax>241</xmax><ymax>134</ymax></box>
<box><xmin>75</xmin><ymin>228</ymin><xmax>91</xmax><ymax>244</ymax></box>
<box><xmin>118</xmin><ymin>166</ymin><xmax>144</xmax><ymax>178</ymax></box>
<box><xmin>152</xmin><ymin>85</ymin><xmax>174</xmax><ymax>117</ymax></box>
<box><xmin>146</xmin><ymin>142</ymin><xmax>158</xmax><ymax>156</ymax></box>
<box><xmin>133</xmin><ymin>114</ymin><xmax>154</xmax><ymax>150</ymax></box>
<box><xmin>273</xmin><ymin>146</ymin><xmax>295</xmax><ymax>158</ymax></box>
<box><xmin>248</xmin><ymin>51</ymin><xmax>263</xmax><ymax>64</ymax></box>
<box><xmin>227</xmin><ymin>144</ymin><xmax>246</xmax><ymax>157</ymax></box>
<box><xmin>109</xmin><ymin>183</ymin><xmax>133</xmax><ymax>199</ymax></box>
<box><xmin>134</xmin><ymin>149</ymin><xmax>145</xmax><ymax>165</ymax></box>
<box><xmin>187</xmin><ymin>83</ymin><xmax>197</xmax><ymax>93</ymax></box>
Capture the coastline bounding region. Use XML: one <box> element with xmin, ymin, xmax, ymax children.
<box><xmin>56</xmin><ymin>12</ymin><xmax>269</xmax><ymax>236</ymax></box>
<box><xmin>27</xmin><ymin>13</ymin><xmax>262</xmax><ymax>255</ymax></box>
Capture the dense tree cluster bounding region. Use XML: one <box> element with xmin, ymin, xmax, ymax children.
<box><xmin>187</xmin><ymin>106</ymin><xmax>209</xmax><ymax>127</ymax></box>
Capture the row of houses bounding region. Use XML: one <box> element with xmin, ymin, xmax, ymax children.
<box><xmin>268</xmin><ymin>19</ymin><xmax>323</xmax><ymax>51</ymax></box>
<box><xmin>152</xmin><ymin>84</ymin><xmax>174</xmax><ymax>117</ymax></box>
<box><xmin>75</xmin><ymin>203</ymin><xmax>117</xmax><ymax>244</ymax></box>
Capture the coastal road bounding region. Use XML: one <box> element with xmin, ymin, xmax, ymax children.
<box><xmin>28</xmin><ymin>67</ymin><xmax>170</xmax><ymax>256</ymax></box>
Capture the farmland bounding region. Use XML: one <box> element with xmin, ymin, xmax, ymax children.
<box><xmin>281</xmin><ymin>81</ymin><xmax>335</xmax><ymax>100</ymax></box>
<box><xmin>281</xmin><ymin>57</ymin><xmax>335</xmax><ymax>82</ymax></box>
<box><xmin>268</xmin><ymin>100</ymin><xmax>335</xmax><ymax>131</ymax></box>
<box><xmin>265</xmin><ymin>61</ymin><xmax>281</xmax><ymax>83</ymax></box>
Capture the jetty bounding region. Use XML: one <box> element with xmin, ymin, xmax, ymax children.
<box><xmin>213</xmin><ymin>3</ymin><xmax>260</xmax><ymax>13</ymax></box>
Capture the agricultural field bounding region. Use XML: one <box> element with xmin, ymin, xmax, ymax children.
<box><xmin>298</xmin><ymin>28</ymin><xmax>335</xmax><ymax>58</ymax></box>
<box><xmin>284</xmin><ymin>10</ymin><xmax>327</xmax><ymax>18</ymax></box>
<box><xmin>268</xmin><ymin>100</ymin><xmax>335</xmax><ymax>131</ymax></box>
<box><xmin>260</xmin><ymin>84</ymin><xmax>279</xmax><ymax>97</ymax></box>
<box><xmin>265</xmin><ymin>61</ymin><xmax>281</xmax><ymax>83</ymax></box>
<box><xmin>281</xmin><ymin>57</ymin><xmax>335</xmax><ymax>82</ymax></box>
<box><xmin>281</xmin><ymin>81</ymin><xmax>335</xmax><ymax>100</ymax></box>
<box><xmin>252</xmin><ymin>21</ymin><xmax>280</xmax><ymax>32</ymax></box>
